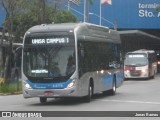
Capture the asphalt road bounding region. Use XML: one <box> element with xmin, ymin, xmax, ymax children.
<box><xmin>0</xmin><ymin>74</ymin><xmax>160</xmax><ymax>119</ymax></box>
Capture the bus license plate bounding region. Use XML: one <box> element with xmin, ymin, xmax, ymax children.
<box><xmin>44</xmin><ymin>91</ymin><xmax>53</xmax><ymax>96</ymax></box>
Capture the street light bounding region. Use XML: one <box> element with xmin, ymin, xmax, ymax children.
<box><xmin>65</xmin><ymin>4</ymin><xmax>84</xmax><ymax>22</ymax></box>
<box><xmin>89</xmin><ymin>12</ymin><xmax>115</xmax><ymax>28</ymax></box>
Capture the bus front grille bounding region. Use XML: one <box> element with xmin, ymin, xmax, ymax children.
<box><xmin>130</xmin><ymin>70</ymin><xmax>141</xmax><ymax>76</ymax></box>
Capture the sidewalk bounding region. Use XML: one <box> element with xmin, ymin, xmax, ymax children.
<box><xmin>0</xmin><ymin>91</ymin><xmax>22</xmax><ymax>96</ymax></box>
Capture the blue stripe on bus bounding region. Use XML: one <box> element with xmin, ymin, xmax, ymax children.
<box><xmin>116</xmin><ymin>73</ymin><xmax>123</xmax><ymax>84</ymax></box>
<box><xmin>103</xmin><ymin>74</ymin><xmax>113</xmax><ymax>85</ymax></box>
<box><xmin>26</xmin><ymin>79</ymin><xmax>71</xmax><ymax>89</ymax></box>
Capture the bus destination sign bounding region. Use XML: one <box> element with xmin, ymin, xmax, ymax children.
<box><xmin>31</xmin><ymin>37</ymin><xmax>69</xmax><ymax>44</ymax></box>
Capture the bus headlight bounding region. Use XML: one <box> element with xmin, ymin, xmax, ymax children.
<box><xmin>125</xmin><ymin>70</ymin><xmax>130</xmax><ymax>73</ymax></box>
<box><xmin>141</xmin><ymin>69</ymin><xmax>147</xmax><ymax>73</ymax></box>
<box><xmin>67</xmin><ymin>79</ymin><xmax>76</xmax><ymax>88</ymax></box>
<box><xmin>24</xmin><ymin>82</ymin><xmax>32</xmax><ymax>89</ymax></box>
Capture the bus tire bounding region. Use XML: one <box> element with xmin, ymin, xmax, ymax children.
<box><xmin>84</xmin><ymin>83</ymin><xmax>93</xmax><ymax>103</ymax></box>
<box><xmin>108</xmin><ymin>77</ymin><xmax>116</xmax><ymax>95</ymax></box>
<box><xmin>147</xmin><ymin>72</ymin><xmax>151</xmax><ymax>80</ymax></box>
<box><xmin>40</xmin><ymin>97</ymin><xmax>47</xmax><ymax>103</ymax></box>
<box><xmin>152</xmin><ymin>71</ymin><xmax>155</xmax><ymax>79</ymax></box>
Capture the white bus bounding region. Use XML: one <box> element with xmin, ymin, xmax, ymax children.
<box><xmin>22</xmin><ymin>23</ymin><xmax>123</xmax><ymax>103</ymax></box>
<box><xmin>124</xmin><ymin>49</ymin><xmax>157</xmax><ymax>79</ymax></box>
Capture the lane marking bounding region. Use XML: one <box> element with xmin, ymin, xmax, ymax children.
<box><xmin>98</xmin><ymin>99</ymin><xmax>160</xmax><ymax>105</ymax></box>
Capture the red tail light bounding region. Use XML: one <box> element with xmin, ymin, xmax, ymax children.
<box><xmin>124</xmin><ymin>66</ymin><xmax>135</xmax><ymax>70</ymax></box>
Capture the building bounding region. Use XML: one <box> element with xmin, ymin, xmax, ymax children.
<box><xmin>1</xmin><ymin>0</ymin><xmax>160</xmax><ymax>54</ymax></box>
<box><xmin>0</xmin><ymin>3</ymin><xmax>5</xmax><ymax>30</ymax></box>
<box><xmin>68</xmin><ymin>0</ymin><xmax>160</xmax><ymax>54</ymax></box>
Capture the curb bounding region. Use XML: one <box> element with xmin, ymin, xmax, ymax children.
<box><xmin>0</xmin><ymin>91</ymin><xmax>22</xmax><ymax>96</ymax></box>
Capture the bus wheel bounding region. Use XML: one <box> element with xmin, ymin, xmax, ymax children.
<box><xmin>40</xmin><ymin>97</ymin><xmax>47</xmax><ymax>103</ymax></box>
<box><xmin>84</xmin><ymin>84</ymin><xmax>92</xmax><ymax>103</ymax></box>
<box><xmin>152</xmin><ymin>71</ymin><xmax>155</xmax><ymax>79</ymax></box>
<box><xmin>108</xmin><ymin>77</ymin><xmax>116</xmax><ymax>95</ymax></box>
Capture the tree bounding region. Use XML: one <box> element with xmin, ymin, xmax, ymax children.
<box><xmin>0</xmin><ymin>0</ymin><xmax>26</xmax><ymax>81</ymax></box>
<box><xmin>1</xmin><ymin>0</ymin><xmax>28</xmax><ymax>41</ymax></box>
<box><xmin>12</xmin><ymin>0</ymin><xmax>54</xmax><ymax>42</ymax></box>
<box><xmin>0</xmin><ymin>0</ymin><xmax>77</xmax><ymax>82</ymax></box>
<box><xmin>12</xmin><ymin>0</ymin><xmax>77</xmax><ymax>41</ymax></box>
<box><xmin>51</xmin><ymin>10</ymin><xmax>77</xmax><ymax>23</ymax></box>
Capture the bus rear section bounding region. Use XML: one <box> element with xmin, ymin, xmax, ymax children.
<box><xmin>124</xmin><ymin>50</ymin><xmax>157</xmax><ymax>79</ymax></box>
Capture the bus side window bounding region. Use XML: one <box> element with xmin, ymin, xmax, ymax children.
<box><xmin>78</xmin><ymin>42</ymin><xmax>85</xmax><ymax>77</ymax></box>
<box><xmin>149</xmin><ymin>56</ymin><xmax>152</xmax><ymax>64</ymax></box>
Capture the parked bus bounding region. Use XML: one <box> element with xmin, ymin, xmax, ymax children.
<box><xmin>124</xmin><ymin>49</ymin><xmax>157</xmax><ymax>79</ymax></box>
<box><xmin>22</xmin><ymin>23</ymin><xmax>123</xmax><ymax>103</ymax></box>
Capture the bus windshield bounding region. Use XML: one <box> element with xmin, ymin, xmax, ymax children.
<box><xmin>23</xmin><ymin>35</ymin><xmax>75</xmax><ymax>78</ymax></box>
<box><xmin>124</xmin><ymin>54</ymin><xmax>148</xmax><ymax>66</ymax></box>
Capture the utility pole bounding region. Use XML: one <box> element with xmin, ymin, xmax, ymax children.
<box><xmin>84</xmin><ymin>0</ymin><xmax>86</xmax><ymax>22</ymax></box>
<box><xmin>68</xmin><ymin>0</ymin><xmax>70</xmax><ymax>11</ymax></box>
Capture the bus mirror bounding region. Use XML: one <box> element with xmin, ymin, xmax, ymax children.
<box><xmin>109</xmin><ymin>61</ymin><xmax>120</xmax><ymax>69</ymax></box>
<box><xmin>109</xmin><ymin>63</ymin><xmax>114</xmax><ymax>68</ymax></box>
<box><xmin>15</xmin><ymin>46</ymin><xmax>22</xmax><ymax>55</ymax></box>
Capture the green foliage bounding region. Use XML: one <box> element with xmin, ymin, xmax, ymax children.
<box><xmin>11</xmin><ymin>3</ymin><xmax>54</xmax><ymax>42</ymax></box>
<box><xmin>0</xmin><ymin>81</ymin><xmax>22</xmax><ymax>94</ymax></box>
<box><xmin>2</xmin><ymin>0</ymin><xmax>77</xmax><ymax>43</ymax></box>
<box><xmin>51</xmin><ymin>10</ymin><xmax>77</xmax><ymax>23</ymax></box>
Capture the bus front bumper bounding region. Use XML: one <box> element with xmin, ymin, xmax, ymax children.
<box><xmin>23</xmin><ymin>87</ymin><xmax>79</xmax><ymax>98</ymax></box>
<box><xmin>124</xmin><ymin>71</ymin><xmax>149</xmax><ymax>79</ymax></box>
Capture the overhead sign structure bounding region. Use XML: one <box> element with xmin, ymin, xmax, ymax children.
<box><xmin>1</xmin><ymin>0</ymin><xmax>160</xmax><ymax>29</ymax></box>
<box><xmin>0</xmin><ymin>5</ymin><xmax>5</xmax><ymax>28</ymax></box>
<box><xmin>69</xmin><ymin>0</ymin><xmax>80</xmax><ymax>6</ymax></box>
<box><xmin>88</xmin><ymin>0</ymin><xmax>160</xmax><ymax>29</ymax></box>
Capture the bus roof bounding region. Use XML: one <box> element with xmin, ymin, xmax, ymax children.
<box><xmin>27</xmin><ymin>23</ymin><xmax>80</xmax><ymax>33</ymax></box>
<box><xmin>127</xmin><ymin>49</ymin><xmax>155</xmax><ymax>54</ymax></box>
<box><xmin>25</xmin><ymin>22</ymin><xmax>120</xmax><ymax>43</ymax></box>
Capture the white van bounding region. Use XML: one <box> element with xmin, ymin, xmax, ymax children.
<box><xmin>124</xmin><ymin>49</ymin><xmax>157</xmax><ymax>79</ymax></box>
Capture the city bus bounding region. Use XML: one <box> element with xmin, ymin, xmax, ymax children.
<box><xmin>124</xmin><ymin>49</ymin><xmax>157</xmax><ymax>79</ymax></box>
<box><xmin>22</xmin><ymin>22</ymin><xmax>123</xmax><ymax>103</ymax></box>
